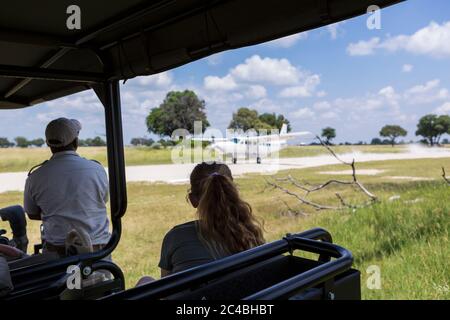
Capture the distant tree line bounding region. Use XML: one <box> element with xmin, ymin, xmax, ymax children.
<box><xmin>318</xmin><ymin>114</ymin><xmax>450</xmax><ymax>147</ymax></box>
<box><xmin>0</xmin><ymin>137</ymin><xmax>45</xmax><ymax>148</ymax></box>
<box><xmin>141</xmin><ymin>89</ymin><xmax>450</xmax><ymax>148</ymax></box>
<box><xmin>0</xmin><ymin>136</ymin><xmax>107</xmax><ymax>148</ymax></box>
<box><xmin>130</xmin><ymin>137</ymin><xmax>176</xmax><ymax>149</ymax></box>
<box><xmin>78</xmin><ymin>136</ymin><xmax>107</xmax><ymax>147</ymax></box>
<box><xmin>373</xmin><ymin>114</ymin><xmax>450</xmax><ymax>146</ymax></box>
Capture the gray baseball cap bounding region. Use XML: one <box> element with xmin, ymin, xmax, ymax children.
<box><xmin>45</xmin><ymin>118</ymin><xmax>82</xmax><ymax>147</ymax></box>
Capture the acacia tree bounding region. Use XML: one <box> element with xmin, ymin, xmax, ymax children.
<box><xmin>258</xmin><ymin>113</ymin><xmax>292</xmax><ymax>132</ymax></box>
<box><xmin>415</xmin><ymin>114</ymin><xmax>450</xmax><ymax>146</ymax></box>
<box><xmin>321</xmin><ymin>127</ymin><xmax>336</xmax><ymax>145</ymax></box>
<box><xmin>14</xmin><ymin>136</ymin><xmax>29</xmax><ymax>148</ymax></box>
<box><xmin>146</xmin><ymin>90</ymin><xmax>209</xmax><ymax>137</ymax></box>
<box><xmin>30</xmin><ymin>138</ymin><xmax>45</xmax><ymax>147</ymax></box>
<box><xmin>0</xmin><ymin>137</ymin><xmax>13</xmax><ymax>148</ymax></box>
<box><xmin>379</xmin><ymin>125</ymin><xmax>407</xmax><ymax>147</ymax></box>
<box><xmin>229</xmin><ymin>108</ymin><xmax>261</xmax><ymax>131</ymax></box>
<box><xmin>228</xmin><ymin>108</ymin><xmax>290</xmax><ymax>133</ymax></box>
<box><xmin>130</xmin><ymin>137</ymin><xmax>154</xmax><ymax>146</ymax></box>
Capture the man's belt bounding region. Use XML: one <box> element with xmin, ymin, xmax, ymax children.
<box><xmin>44</xmin><ymin>242</ymin><xmax>106</xmax><ymax>257</ymax></box>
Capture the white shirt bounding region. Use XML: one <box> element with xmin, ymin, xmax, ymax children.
<box><xmin>24</xmin><ymin>151</ymin><xmax>110</xmax><ymax>246</ymax></box>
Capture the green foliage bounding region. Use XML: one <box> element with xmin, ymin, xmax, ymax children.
<box><xmin>0</xmin><ymin>137</ymin><xmax>14</xmax><ymax>148</ymax></box>
<box><xmin>371</xmin><ymin>138</ymin><xmax>382</xmax><ymax>145</ymax></box>
<box><xmin>416</xmin><ymin>114</ymin><xmax>450</xmax><ymax>146</ymax></box>
<box><xmin>258</xmin><ymin>113</ymin><xmax>292</xmax><ymax>132</ymax></box>
<box><xmin>30</xmin><ymin>138</ymin><xmax>45</xmax><ymax>147</ymax></box>
<box><xmin>228</xmin><ymin>107</ymin><xmax>259</xmax><ymax>131</ymax></box>
<box><xmin>321</xmin><ymin>127</ymin><xmax>336</xmax><ymax>144</ymax></box>
<box><xmin>146</xmin><ymin>90</ymin><xmax>210</xmax><ymax>137</ymax></box>
<box><xmin>228</xmin><ymin>108</ymin><xmax>290</xmax><ymax>133</ymax></box>
<box><xmin>312</xmin><ymin>184</ymin><xmax>450</xmax><ymax>299</ymax></box>
<box><xmin>130</xmin><ymin>137</ymin><xmax>177</xmax><ymax>148</ymax></box>
<box><xmin>158</xmin><ymin>139</ymin><xmax>176</xmax><ymax>148</ymax></box>
<box><xmin>79</xmin><ymin>136</ymin><xmax>106</xmax><ymax>147</ymax></box>
<box><xmin>130</xmin><ymin>137</ymin><xmax>154</xmax><ymax>147</ymax></box>
<box><xmin>380</xmin><ymin>125</ymin><xmax>408</xmax><ymax>146</ymax></box>
<box><xmin>8</xmin><ymin>137</ymin><xmax>46</xmax><ymax>148</ymax></box>
<box><xmin>14</xmin><ymin>136</ymin><xmax>30</xmax><ymax>148</ymax></box>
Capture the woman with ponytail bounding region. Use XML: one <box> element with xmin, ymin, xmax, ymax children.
<box><xmin>158</xmin><ymin>162</ymin><xmax>265</xmax><ymax>277</ymax></box>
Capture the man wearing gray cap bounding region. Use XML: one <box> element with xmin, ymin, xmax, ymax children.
<box><xmin>23</xmin><ymin>118</ymin><xmax>110</xmax><ymax>257</ymax></box>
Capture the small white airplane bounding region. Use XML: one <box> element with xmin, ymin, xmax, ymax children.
<box><xmin>193</xmin><ymin>124</ymin><xmax>311</xmax><ymax>164</ymax></box>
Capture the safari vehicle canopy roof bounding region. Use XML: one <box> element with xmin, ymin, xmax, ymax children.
<box><xmin>0</xmin><ymin>0</ymin><xmax>402</xmax><ymax>109</ymax></box>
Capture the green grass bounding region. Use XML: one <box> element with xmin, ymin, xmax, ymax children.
<box><xmin>0</xmin><ymin>157</ymin><xmax>449</xmax><ymax>299</ymax></box>
<box><xmin>0</xmin><ymin>144</ymin><xmax>437</xmax><ymax>173</ymax></box>
<box><xmin>0</xmin><ymin>147</ymin><xmax>171</xmax><ymax>173</ymax></box>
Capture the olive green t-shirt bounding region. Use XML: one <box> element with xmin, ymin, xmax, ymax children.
<box><xmin>159</xmin><ymin>220</ymin><xmax>226</xmax><ymax>274</ymax></box>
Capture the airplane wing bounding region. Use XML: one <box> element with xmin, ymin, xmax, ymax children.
<box><xmin>280</xmin><ymin>131</ymin><xmax>312</xmax><ymax>139</ymax></box>
<box><xmin>190</xmin><ymin>137</ymin><xmax>228</xmax><ymax>142</ymax></box>
<box><xmin>244</xmin><ymin>131</ymin><xmax>312</xmax><ymax>141</ymax></box>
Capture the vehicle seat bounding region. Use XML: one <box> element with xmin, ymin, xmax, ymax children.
<box><xmin>167</xmin><ymin>255</ymin><xmax>360</xmax><ymax>300</ymax></box>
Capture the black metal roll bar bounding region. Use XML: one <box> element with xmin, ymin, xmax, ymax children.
<box><xmin>9</xmin><ymin>80</ymin><xmax>127</xmax><ymax>283</ymax></box>
<box><xmin>244</xmin><ymin>237</ymin><xmax>352</xmax><ymax>300</ymax></box>
<box><xmin>4</xmin><ymin>259</ymin><xmax>125</xmax><ymax>300</ymax></box>
<box><xmin>103</xmin><ymin>228</ymin><xmax>344</xmax><ymax>300</ymax></box>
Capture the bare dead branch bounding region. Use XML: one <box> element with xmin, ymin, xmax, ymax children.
<box><xmin>316</xmin><ymin>135</ymin><xmax>353</xmax><ymax>166</ymax></box>
<box><xmin>267</xmin><ymin>179</ymin><xmax>340</xmax><ymax>211</ymax></box>
<box><xmin>443</xmin><ymin>167</ymin><xmax>450</xmax><ymax>185</ymax></box>
<box><xmin>279</xmin><ymin>198</ymin><xmax>308</xmax><ymax>217</ymax></box>
<box><xmin>267</xmin><ymin>137</ymin><xmax>378</xmax><ymax>214</ymax></box>
<box><xmin>354</xmin><ymin>181</ymin><xmax>378</xmax><ymax>201</ymax></box>
<box><xmin>277</xmin><ymin>174</ymin><xmax>353</xmax><ymax>195</ymax></box>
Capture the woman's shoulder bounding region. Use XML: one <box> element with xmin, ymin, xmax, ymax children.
<box><xmin>165</xmin><ymin>220</ymin><xmax>198</xmax><ymax>239</ymax></box>
<box><xmin>173</xmin><ymin>220</ymin><xmax>197</xmax><ymax>229</ymax></box>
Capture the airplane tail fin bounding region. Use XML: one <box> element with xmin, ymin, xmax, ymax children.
<box><xmin>280</xmin><ymin>123</ymin><xmax>288</xmax><ymax>135</ymax></box>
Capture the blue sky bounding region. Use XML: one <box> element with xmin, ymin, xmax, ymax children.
<box><xmin>1</xmin><ymin>0</ymin><xmax>450</xmax><ymax>144</ymax></box>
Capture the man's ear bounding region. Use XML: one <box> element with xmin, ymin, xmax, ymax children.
<box><xmin>188</xmin><ymin>193</ymin><xmax>199</xmax><ymax>208</ymax></box>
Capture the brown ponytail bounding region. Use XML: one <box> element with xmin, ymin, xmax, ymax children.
<box><xmin>189</xmin><ymin>162</ymin><xmax>265</xmax><ymax>257</ymax></box>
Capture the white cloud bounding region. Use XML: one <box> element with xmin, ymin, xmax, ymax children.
<box><xmin>347</xmin><ymin>21</ymin><xmax>450</xmax><ymax>58</ymax></box>
<box><xmin>402</xmin><ymin>64</ymin><xmax>413</xmax><ymax>72</ymax></box>
<box><xmin>137</xmin><ymin>71</ymin><xmax>173</xmax><ymax>87</ymax></box>
<box><xmin>321</xmin><ymin>111</ymin><xmax>339</xmax><ymax>120</ymax></box>
<box><xmin>403</xmin><ymin>79</ymin><xmax>449</xmax><ymax>104</ymax></box>
<box><xmin>206</xmin><ymin>53</ymin><xmax>223</xmax><ymax>66</ymax></box>
<box><xmin>347</xmin><ymin>37</ymin><xmax>380</xmax><ymax>56</ymax></box>
<box><xmin>230</xmin><ymin>55</ymin><xmax>300</xmax><ymax>85</ymax></box>
<box><xmin>362</xmin><ymin>99</ymin><xmax>384</xmax><ymax>110</ymax></box>
<box><xmin>435</xmin><ymin>102</ymin><xmax>450</xmax><ymax>115</ymax></box>
<box><xmin>266</xmin><ymin>32</ymin><xmax>308</xmax><ymax>48</ymax></box>
<box><xmin>378</xmin><ymin>86</ymin><xmax>396</xmax><ymax>99</ymax></box>
<box><xmin>316</xmin><ymin>90</ymin><xmax>327</xmax><ymax>97</ymax></box>
<box><xmin>245</xmin><ymin>85</ymin><xmax>267</xmax><ymax>99</ymax></box>
<box><xmin>313</xmin><ymin>101</ymin><xmax>332</xmax><ymax>110</ymax></box>
<box><xmin>378</xmin><ymin>86</ymin><xmax>400</xmax><ymax>108</ymax></box>
<box><xmin>326</xmin><ymin>22</ymin><xmax>344</xmax><ymax>40</ymax></box>
<box><xmin>204</xmin><ymin>74</ymin><xmax>237</xmax><ymax>91</ymax></box>
<box><xmin>203</xmin><ymin>55</ymin><xmax>321</xmax><ymax>103</ymax></box>
<box><xmin>248</xmin><ymin>98</ymin><xmax>280</xmax><ymax>112</ymax></box>
<box><xmin>291</xmin><ymin>107</ymin><xmax>315</xmax><ymax>119</ymax></box>
<box><xmin>279</xmin><ymin>74</ymin><xmax>321</xmax><ymax>98</ymax></box>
